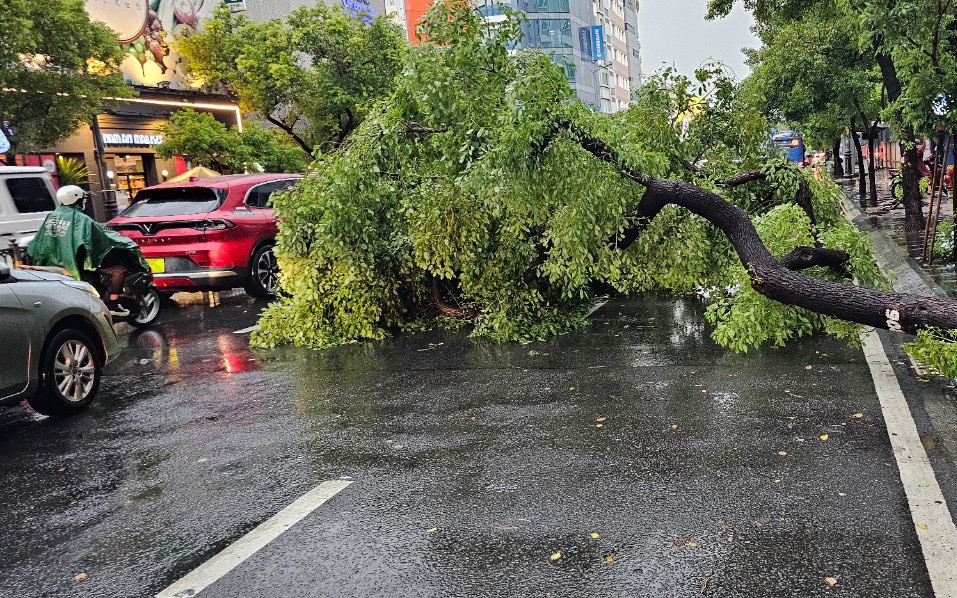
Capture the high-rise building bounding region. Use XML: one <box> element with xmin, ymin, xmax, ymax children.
<box><xmin>452</xmin><ymin>0</ymin><xmax>641</xmax><ymax>112</ymax></box>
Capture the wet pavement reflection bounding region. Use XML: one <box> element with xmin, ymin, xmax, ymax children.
<box><xmin>0</xmin><ymin>292</ymin><xmax>934</xmax><ymax>597</ymax></box>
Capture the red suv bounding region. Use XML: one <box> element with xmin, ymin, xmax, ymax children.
<box><xmin>108</xmin><ymin>174</ymin><xmax>301</xmax><ymax>298</ymax></box>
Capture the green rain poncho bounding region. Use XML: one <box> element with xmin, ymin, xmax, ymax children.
<box><xmin>27</xmin><ymin>205</ymin><xmax>147</xmax><ymax>280</ymax></box>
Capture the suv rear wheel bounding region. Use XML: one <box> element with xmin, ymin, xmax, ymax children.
<box><xmin>28</xmin><ymin>329</ymin><xmax>102</xmax><ymax>417</ymax></box>
<box><xmin>245</xmin><ymin>244</ymin><xmax>278</xmax><ymax>298</ymax></box>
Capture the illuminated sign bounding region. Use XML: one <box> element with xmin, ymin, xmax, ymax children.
<box><xmin>101</xmin><ymin>133</ymin><xmax>165</xmax><ymax>147</ymax></box>
<box><xmin>84</xmin><ymin>0</ymin><xmax>219</xmax><ymax>90</ymax></box>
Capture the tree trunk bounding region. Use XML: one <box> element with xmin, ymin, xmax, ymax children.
<box><xmin>832</xmin><ymin>138</ymin><xmax>844</xmax><ymax>178</ymax></box>
<box><xmin>850</xmin><ymin>117</ymin><xmax>866</xmax><ymax>197</ymax></box>
<box><xmin>564</xmin><ymin>120</ymin><xmax>957</xmax><ymax>336</ymax></box>
<box><xmin>868</xmin><ymin>119</ymin><xmax>879</xmax><ymax>206</ymax></box>
<box><xmin>874</xmin><ymin>49</ymin><xmax>924</xmax><ymax>230</ymax></box>
<box><xmin>902</xmin><ymin>127</ymin><xmax>926</xmax><ymax>231</ymax></box>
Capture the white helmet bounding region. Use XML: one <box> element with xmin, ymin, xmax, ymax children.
<box><xmin>57</xmin><ymin>185</ymin><xmax>85</xmax><ymax>206</ymax></box>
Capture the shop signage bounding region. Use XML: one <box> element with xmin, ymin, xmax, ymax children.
<box><xmin>101</xmin><ymin>133</ymin><xmax>165</xmax><ymax>147</ymax></box>
<box><xmin>579</xmin><ymin>27</ymin><xmax>592</xmax><ymax>58</ymax></box>
<box><xmin>224</xmin><ymin>0</ymin><xmax>246</xmax><ymax>13</ymax></box>
<box><xmin>342</xmin><ymin>0</ymin><xmax>375</xmax><ymax>22</ymax></box>
<box><xmin>591</xmin><ymin>25</ymin><xmax>606</xmax><ymax>62</ymax></box>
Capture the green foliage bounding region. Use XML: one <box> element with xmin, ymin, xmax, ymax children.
<box><xmin>251</xmin><ymin>1</ymin><xmax>890</xmax><ymax>357</ymax></box>
<box><xmin>155</xmin><ymin>109</ymin><xmax>306</xmax><ymax>173</ymax></box>
<box><xmin>905</xmin><ymin>328</ymin><xmax>957</xmax><ymax>377</ymax></box>
<box><xmin>55</xmin><ymin>156</ymin><xmax>90</xmax><ymax>186</ymax></box>
<box><xmin>0</xmin><ymin>0</ymin><xmax>130</xmax><ymax>151</ymax></box>
<box><xmin>177</xmin><ymin>4</ymin><xmax>406</xmax><ymax>155</ymax></box>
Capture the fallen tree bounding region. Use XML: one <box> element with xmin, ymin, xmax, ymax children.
<box><xmin>252</xmin><ymin>1</ymin><xmax>957</xmax><ymax>376</ymax></box>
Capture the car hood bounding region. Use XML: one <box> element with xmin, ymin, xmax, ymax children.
<box><xmin>12</xmin><ymin>268</ymin><xmax>72</xmax><ymax>282</ymax></box>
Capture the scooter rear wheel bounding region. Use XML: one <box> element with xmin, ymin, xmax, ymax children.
<box><xmin>130</xmin><ymin>286</ymin><xmax>162</xmax><ymax>328</ymax></box>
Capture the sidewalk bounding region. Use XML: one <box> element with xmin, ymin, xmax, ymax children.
<box><xmin>842</xmin><ymin>187</ymin><xmax>957</xmax><ymax>533</ymax></box>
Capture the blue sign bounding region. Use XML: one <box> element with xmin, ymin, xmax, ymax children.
<box><xmin>579</xmin><ymin>27</ymin><xmax>592</xmax><ymax>58</ymax></box>
<box><xmin>342</xmin><ymin>0</ymin><xmax>375</xmax><ymax>22</ymax></box>
<box><xmin>591</xmin><ymin>25</ymin><xmax>605</xmax><ymax>62</ymax></box>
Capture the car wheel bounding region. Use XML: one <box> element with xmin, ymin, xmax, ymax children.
<box><xmin>130</xmin><ymin>286</ymin><xmax>162</xmax><ymax>328</ymax></box>
<box><xmin>245</xmin><ymin>244</ymin><xmax>278</xmax><ymax>298</ymax></box>
<box><xmin>28</xmin><ymin>329</ymin><xmax>102</xmax><ymax>417</ymax></box>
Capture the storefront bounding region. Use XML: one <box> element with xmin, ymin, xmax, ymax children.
<box><xmin>1</xmin><ymin>89</ymin><xmax>241</xmax><ymax>221</ymax></box>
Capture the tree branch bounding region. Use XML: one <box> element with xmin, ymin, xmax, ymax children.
<box><xmin>566</xmin><ymin>122</ymin><xmax>957</xmax><ymax>336</ymax></box>
<box><xmin>266</xmin><ymin>113</ymin><xmax>313</xmax><ymax>155</ymax></box>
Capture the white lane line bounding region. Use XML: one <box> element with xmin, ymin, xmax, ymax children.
<box><xmin>585</xmin><ymin>300</ymin><xmax>609</xmax><ymax>319</ymax></box>
<box><xmin>861</xmin><ymin>331</ymin><xmax>957</xmax><ymax>597</ymax></box>
<box><xmin>156</xmin><ymin>480</ymin><xmax>352</xmax><ymax>598</ymax></box>
<box><xmin>233</xmin><ymin>325</ymin><xmax>259</xmax><ymax>335</ymax></box>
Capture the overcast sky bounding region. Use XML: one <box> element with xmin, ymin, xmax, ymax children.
<box><xmin>638</xmin><ymin>0</ymin><xmax>759</xmax><ymax>81</ymax></box>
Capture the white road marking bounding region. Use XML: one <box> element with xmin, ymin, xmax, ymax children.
<box><xmin>233</xmin><ymin>325</ymin><xmax>259</xmax><ymax>334</ymax></box>
<box><xmin>861</xmin><ymin>331</ymin><xmax>957</xmax><ymax>597</ymax></box>
<box><xmin>156</xmin><ymin>480</ymin><xmax>352</xmax><ymax>598</ymax></box>
<box><xmin>585</xmin><ymin>300</ymin><xmax>609</xmax><ymax>319</ymax></box>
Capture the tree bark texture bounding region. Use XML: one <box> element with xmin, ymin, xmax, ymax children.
<box><xmin>850</xmin><ymin>117</ymin><xmax>866</xmax><ymax>197</ymax></box>
<box><xmin>832</xmin><ymin>138</ymin><xmax>844</xmax><ymax>178</ymax></box>
<box><xmin>564</xmin><ymin>122</ymin><xmax>957</xmax><ymax>336</ymax></box>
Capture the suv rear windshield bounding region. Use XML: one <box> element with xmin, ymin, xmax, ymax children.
<box><xmin>122</xmin><ymin>188</ymin><xmax>226</xmax><ymax>217</ymax></box>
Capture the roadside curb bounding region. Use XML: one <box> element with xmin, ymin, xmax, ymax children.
<box><xmin>841</xmin><ymin>196</ymin><xmax>949</xmax><ymax>298</ymax></box>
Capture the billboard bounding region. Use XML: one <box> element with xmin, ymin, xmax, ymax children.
<box><xmin>84</xmin><ymin>0</ymin><xmax>220</xmax><ymax>90</ymax></box>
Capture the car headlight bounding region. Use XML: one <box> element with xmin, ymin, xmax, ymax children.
<box><xmin>61</xmin><ymin>280</ymin><xmax>100</xmax><ymax>297</ymax></box>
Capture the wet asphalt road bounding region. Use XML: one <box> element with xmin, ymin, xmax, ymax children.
<box><xmin>0</xmin><ymin>292</ymin><xmax>938</xmax><ymax>597</ymax></box>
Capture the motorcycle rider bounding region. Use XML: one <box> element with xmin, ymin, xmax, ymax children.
<box><xmin>27</xmin><ymin>185</ymin><xmax>148</xmax><ymax>318</ymax></box>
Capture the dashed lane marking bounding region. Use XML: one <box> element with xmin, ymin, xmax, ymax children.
<box><xmin>233</xmin><ymin>325</ymin><xmax>259</xmax><ymax>334</ymax></box>
<box><xmin>156</xmin><ymin>480</ymin><xmax>353</xmax><ymax>598</ymax></box>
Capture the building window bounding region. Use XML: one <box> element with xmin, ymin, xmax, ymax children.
<box><xmin>551</xmin><ymin>55</ymin><xmax>576</xmax><ymax>82</ymax></box>
<box><xmin>524</xmin><ymin>0</ymin><xmax>571</xmax><ymax>12</ymax></box>
<box><xmin>533</xmin><ymin>19</ymin><xmax>572</xmax><ymax>48</ymax></box>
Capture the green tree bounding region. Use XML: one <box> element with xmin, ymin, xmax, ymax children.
<box><xmin>711</xmin><ymin>0</ymin><xmax>932</xmax><ymax>230</ymax></box>
<box><xmin>176</xmin><ymin>5</ymin><xmax>406</xmax><ymax>156</ymax></box>
<box><xmin>155</xmin><ymin>109</ymin><xmax>307</xmax><ymax>173</ymax></box>
<box><xmin>0</xmin><ymin>0</ymin><xmax>130</xmax><ymax>153</ymax></box>
<box><xmin>742</xmin><ymin>2</ymin><xmax>883</xmax><ymax>202</ymax></box>
<box><xmin>249</xmin><ymin>1</ymin><xmax>957</xmax><ymax>378</ymax></box>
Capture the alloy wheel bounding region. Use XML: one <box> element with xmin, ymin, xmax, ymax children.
<box><xmin>53</xmin><ymin>340</ymin><xmax>96</xmax><ymax>403</ymax></box>
<box><xmin>257</xmin><ymin>247</ymin><xmax>279</xmax><ymax>295</ymax></box>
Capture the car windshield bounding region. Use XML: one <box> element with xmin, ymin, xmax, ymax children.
<box><xmin>121</xmin><ymin>188</ymin><xmax>226</xmax><ymax>217</ymax></box>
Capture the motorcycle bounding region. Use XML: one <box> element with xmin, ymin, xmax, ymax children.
<box><xmin>23</xmin><ymin>260</ymin><xmax>162</xmax><ymax>328</ymax></box>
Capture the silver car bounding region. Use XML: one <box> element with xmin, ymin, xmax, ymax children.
<box><xmin>0</xmin><ymin>262</ymin><xmax>119</xmax><ymax>417</ymax></box>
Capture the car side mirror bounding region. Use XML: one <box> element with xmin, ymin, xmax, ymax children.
<box><xmin>0</xmin><ymin>262</ymin><xmax>10</xmax><ymax>282</ymax></box>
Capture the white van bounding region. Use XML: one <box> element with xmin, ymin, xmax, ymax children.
<box><xmin>0</xmin><ymin>166</ymin><xmax>59</xmax><ymax>251</ymax></box>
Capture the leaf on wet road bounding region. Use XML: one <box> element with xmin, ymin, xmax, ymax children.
<box><xmin>853</xmin><ymin>412</ymin><xmax>863</xmax><ymax>419</ymax></box>
<box><xmin>604</xmin><ymin>555</ymin><xmax>614</xmax><ymax>563</ymax></box>
<box><xmin>590</xmin><ymin>532</ymin><xmax>600</xmax><ymax>539</ymax></box>
<box><xmin>777</xmin><ymin>451</ymin><xmax>788</xmax><ymax>457</ymax></box>
<box><xmin>596</xmin><ymin>417</ymin><xmax>607</xmax><ymax>423</ymax></box>
<box><xmin>671</xmin><ymin>424</ymin><xmax>679</xmax><ymax>430</ymax></box>
<box><xmin>73</xmin><ymin>573</ymin><xmax>88</xmax><ymax>582</ymax></box>
<box><xmin>804</xmin><ymin>365</ymin><xmax>813</xmax><ymax>370</ymax></box>
<box><xmin>549</xmin><ymin>551</ymin><xmax>562</xmax><ymax>561</ymax></box>
<box><xmin>595</xmin><ymin>423</ymin><xmax>604</xmax><ymax>428</ymax></box>
<box><xmin>917</xmin><ymin>523</ymin><xmax>929</xmax><ymax>530</ymax></box>
<box><xmin>426</xmin><ymin>527</ymin><xmax>438</xmax><ymax>533</ymax></box>
<box><xmin>819</xmin><ymin>434</ymin><xmax>829</xmax><ymax>441</ymax></box>
<box><xmin>824</xmin><ymin>577</ymin><xmax>838</xmax><ymax>587</ymax></box>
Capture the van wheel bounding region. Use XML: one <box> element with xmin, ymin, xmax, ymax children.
<box><xmin>245</xmin><ymin>244</ymin><xmax>278</xmax><ymax>298</ymax></box>
<box><xmin>28</xmin><ymin>329</ymin><xmax>102</xmax><ymax>417</ymax></box>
